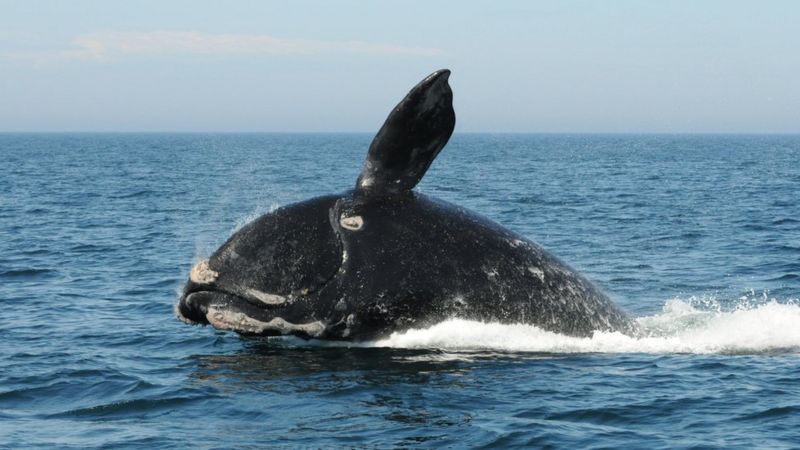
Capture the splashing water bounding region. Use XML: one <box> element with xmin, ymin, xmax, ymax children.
<box><xmin>370</xmin><ymin>298</ymin><xmax>800</xmax><ymax>354</ymax></box>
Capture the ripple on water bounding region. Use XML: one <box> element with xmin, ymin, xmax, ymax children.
<box><xmin>0</xmin><ymin>268</ymin><xmax>59</xmax><ymax>280</ymax></box>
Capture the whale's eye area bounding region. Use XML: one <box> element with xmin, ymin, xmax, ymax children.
<box><xmin>340</xmin><ymin>214</ymin><xmax>364</xmax><ymax>231</ymax></box>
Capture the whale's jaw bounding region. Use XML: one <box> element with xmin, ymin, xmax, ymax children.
<box><xmin>176</xmin><ymin>288</ymin><xmax>326</xmax><ymax>339</ymax></box>
<box><xmin>176</xmin><ymin>259</ymin><xmax>328</xmax><ymax>339</ymax></box>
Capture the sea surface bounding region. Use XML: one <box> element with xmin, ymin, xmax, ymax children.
<box><xmin>1</xmin><ymin>133</ymin><xmax>799</xmax><ymax>449</ymax></box>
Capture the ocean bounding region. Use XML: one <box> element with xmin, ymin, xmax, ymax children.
<box><xmin>1</xmin><ymin>133</ymin><xmax>798</xmax><ymax>448</ymax></box>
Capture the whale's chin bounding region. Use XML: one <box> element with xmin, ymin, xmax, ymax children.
<box><xmin>176</xmin><ymin>290</ymin><xmax>326</xmax><ymax>339</ymax></box>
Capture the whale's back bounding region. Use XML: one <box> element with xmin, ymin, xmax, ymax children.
<box><xmin>332</xmin><ymin>192</ymin><xmax>638</xmax><ymax>337</ymax></box>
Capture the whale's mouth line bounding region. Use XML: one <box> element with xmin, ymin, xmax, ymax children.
<box><xmin>177</xmin><ymin>289</ymin><xmax>327</xmax><ymax>338</ymax></box>
<box><xmin>192</xmin><ymin>284</ymin><xmax>287</xmax><ymax>309</ymax></box>
<box><xmin>177</xmin><ymin>287</ymin><xmax>276</xmax><ymax>326</ymax></box>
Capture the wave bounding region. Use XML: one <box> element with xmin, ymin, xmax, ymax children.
<box><xmin>366</xmin><ymin>298</ymin><xmax>800</xmax><ymax>354</ymax></box>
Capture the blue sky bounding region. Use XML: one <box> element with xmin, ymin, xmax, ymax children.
<box><xmin>1</xmin><ymin>0</ymin><xmax>798</xmax><ymax>132</ymax></box>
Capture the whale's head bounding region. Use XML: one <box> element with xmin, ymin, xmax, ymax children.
<box><xmin>176</xmin><ymin>195</ymin><xmax>345</xmax><ymax>338</ymax></box>
<box><xmin>176</xmin><ymin>69</ymin><xmax>455</xmax><ymax>339</ymax></box>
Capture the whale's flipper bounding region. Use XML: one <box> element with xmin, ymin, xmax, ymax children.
<box><xmin>356</xmin><ymin>69</ymin><xmax>456</xmax><ymax>197</ymax></box>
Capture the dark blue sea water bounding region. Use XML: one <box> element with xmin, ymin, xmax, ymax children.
<box><xmin>1</xmin><ymin>133</ymin><xmax>799</xmax><ymax>448</ymax></box>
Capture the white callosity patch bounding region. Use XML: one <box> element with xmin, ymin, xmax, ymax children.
<box><xmin>206</xmin><ymin>306</ymin><xmax>325</xmax><ymax>337</ymax></box>
<box><xmin>244</xmin><ymin>288</ymin><xmax>287</xmax><ymax>306</ymax></box>
<box><xmin>339</xmin><ymin>314</ymin><xmax>358</xmax><ymax>338</ymax></box>
<box><xmin>190</xmin><ymin>259</ymin><xmax>218</xmax><ymax>285</ymax></box>
<box><xmin>508</xmin><ymin>239</ymin><xmax>525</xmax><ymax>248</ymax></box>
<box><xmin>340</xmin><ymin>214</ymin><xmax>364</xmax><ymax>231</ymax></box>
<box><xmin>527</xmin><ymin>266</ymin><xmax>545</xmax><ymax>283</ymax></box>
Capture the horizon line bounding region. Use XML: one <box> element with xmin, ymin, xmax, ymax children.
<box><xmin>1</xmin><ymin>130</ymin><xmax>799</xmax><ymax>136</ymax></box>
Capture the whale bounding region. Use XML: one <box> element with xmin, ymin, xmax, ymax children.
<box><xmin>176</xmin><ymin>69</ymin><xmax>638</xmax><ymax>340</ymax></box>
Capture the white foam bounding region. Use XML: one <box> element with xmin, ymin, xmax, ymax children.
<box><xmin>369</xmin><ymin>298</ymin><xmax>800</xmax><ymax>354</ymax></box>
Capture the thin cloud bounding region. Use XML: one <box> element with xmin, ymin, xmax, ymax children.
<box><xmin>1</xmin><ymin>31</ymin><xmax>444</xmax><ymax>63</ymax></box>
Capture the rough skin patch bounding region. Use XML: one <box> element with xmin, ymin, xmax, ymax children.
<box><xmin>244</xmin><ymin>288</ymin><xmax>287</xmax><ymax>306</ymax></box>
<box><xmin>190</xmin><ymin>259</ymin><xmax>218</xmax><ymax>285</ymax></box>
<box><xmin>509</xmin><ymin>239</ymin><xmax>525</xmax><ymax>248</ymax></box>
<box><xmin>528</xmin><ymin>266</ymin><xmax>545</xmax><ymax>283</ymax></box>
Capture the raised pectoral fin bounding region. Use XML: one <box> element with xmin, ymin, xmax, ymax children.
<box><xmin>356</xmin><ymin>69</ymin><xmax>456</xmax><ymax>197</ymax></box>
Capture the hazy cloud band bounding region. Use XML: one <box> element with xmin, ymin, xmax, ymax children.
<box><xmin>3</xmin><ymin>31</ymin><xmax>444</xmax><ymax>63</ymax></box>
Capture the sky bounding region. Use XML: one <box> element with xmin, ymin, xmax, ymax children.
<box><xmin>1</xmin><ymin>0</ymin><xmax>798</xmax><ymax>133</ymax></box>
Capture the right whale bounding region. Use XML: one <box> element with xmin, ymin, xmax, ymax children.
<box><xmin>176</xmin><ymin>69</ymin><xmax>639</xmax><ymax>340</ymax></box>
